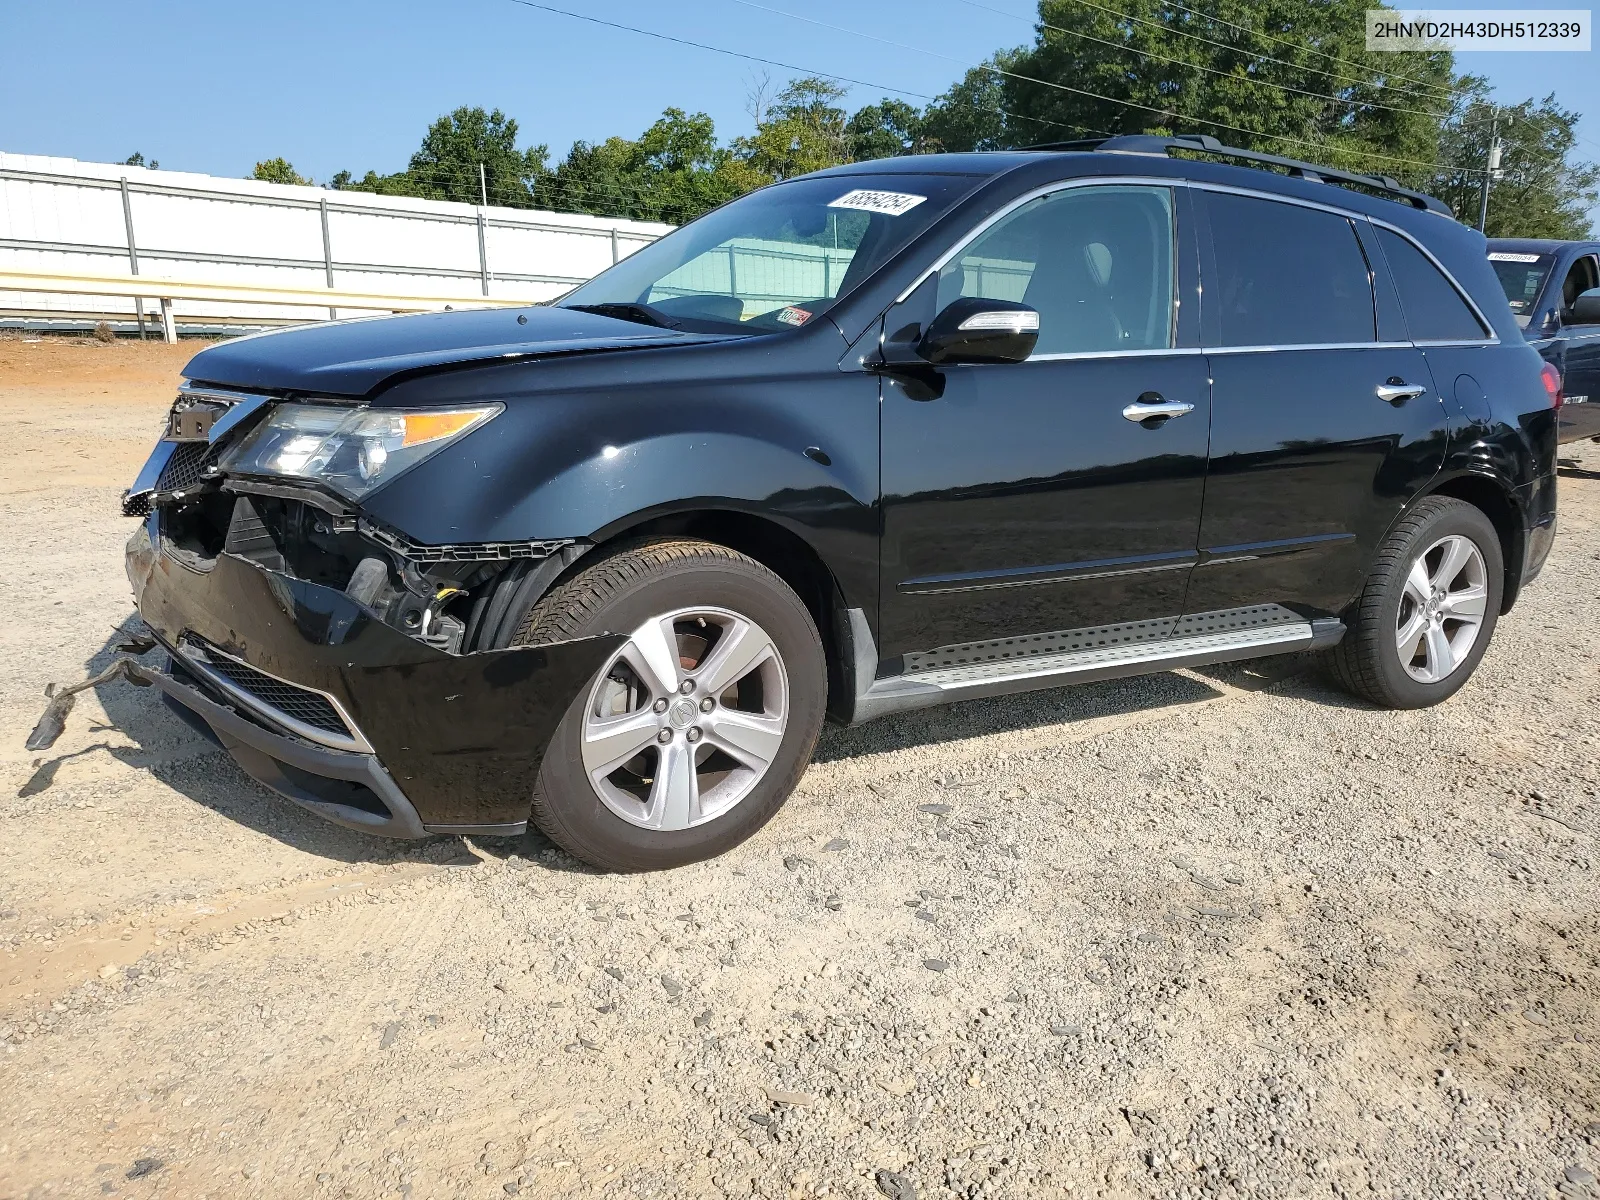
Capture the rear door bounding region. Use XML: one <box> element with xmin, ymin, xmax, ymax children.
<box><xmin>1187</xmin><ymin>189</ymin><xmax>1448</xmax><ymax>618</ymax></box>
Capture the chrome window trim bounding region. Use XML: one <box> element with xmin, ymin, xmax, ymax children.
<box><xmin>892</xmin><ymin>173</ymin><xmax>1500</xmax><ymax>351</ymax></box>
<box><xmin>1027</xmin><ymin>346</ymin><xmax>1204</xmax><ymax>362</ymax></box>
<box><xmin>1203</xmin><ymin>341</ymin><xmax>1414</xmax><ymax>355</ymax></box>
<box><xmin>176</xmin><ymin>638</ymin><xmax>375</xmax><ymax>755</ymax></box>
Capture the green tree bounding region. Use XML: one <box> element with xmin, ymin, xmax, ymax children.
<box><xmin>537</xmin><ymin>108</ymin><xmax>762</xmax><ymax>222</ymax></box>
<box><xmin>995</xmin><ymin>0</ymin><xmax>1458</xmax><ymax>179</ymax></box>
<box><xmin>846</xmin><ymin>99</ymin><xmax>928</xmax><ymax>161</ymax></box>
<box><xmin>920</xmin><ymin>56</ymin><xmax>1023</xmax><ymax>152</ymax></box>
<box><xmin>123</xmin><ymin>151</ymin><xmax>159</xmax><ymax>169</ymax></box>
<box><xmin>735</xmin><ymin>77</ymin><xmax>853</xmax><ymax>180</ymax></box>
<box><xmin>251</xmin><ymin>157</ymin><xmax>312</xmax><ymax>186</ymax></box>
<box><xmin>335</xmin><ymin>106</ymin><xmax>548</xmax><ymax>207</ymax></box>
<box><xmin>1432</xmin><ymin>88</ymin><xmax>1598</xmax><ymax>238</ymax></box>
<box><xmin>406</xmin><ymin>106</ymin><xmax>548</xmax><ymax>206</ymax></box>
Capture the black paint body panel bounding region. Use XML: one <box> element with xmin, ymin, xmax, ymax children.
<box><xmin>126</xmin><ymin>524</ymin><xmax>621</xmax><ymax>827</ymax></box>
<box><xmin>133</xmin><ymin>148</ymin><xmax>1559</xmax><ymax>807</ymax></box>
<box><xmin>1190</xmin><ymin>345</ymin><xmax>1448</xmax><ymax>616</ymax></box>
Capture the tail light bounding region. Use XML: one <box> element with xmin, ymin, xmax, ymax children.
<box><xmin>1541</xmin><ymin>361</ymin><xmax>1564</xmax><ymax>408</ymax></box>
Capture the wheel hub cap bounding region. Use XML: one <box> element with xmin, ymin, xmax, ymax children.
<box><xmin>1395</xmin><ymin>534</ymin><xmax>1489</xmax><ymax>685</ymax></box>
<box><xmin>579</xmin><ymin>606</ymin><xmax>790</xmax><ymax>832</ymax></box>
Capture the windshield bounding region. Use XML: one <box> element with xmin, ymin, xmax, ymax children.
<box><xmin>1489</xmin><ymin>251</ymin><xmax>1555</xmax><ymax>327</ymax></box>
<box><xmin>557</xmin><ymin>173</ymin><xmax>983</xmax><ymax>334</ymax></box>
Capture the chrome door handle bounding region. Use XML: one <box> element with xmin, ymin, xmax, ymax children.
<box><xmin>1376</xmin><ymin>378</ymin><xmax>1427</xmax><ymax>404</ymax></box>
<box><xmin>1122</xmin><ymin>397</ymin><xmax>1195</xmax><ymax>423</ymax></box>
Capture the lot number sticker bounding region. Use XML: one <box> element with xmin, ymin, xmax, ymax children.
<box><xmin>828</xmin><ymin>189</ymin><xmax>927</xmax><ymax>216</ymax></box>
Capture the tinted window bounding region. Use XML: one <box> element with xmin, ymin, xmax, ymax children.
<box><xmin>1489</xmin><ymin>251</ymin><xmax>1554</xmax><ymax>325</ymax></box>
<box><xmin>1207</xmin><ymin>193</ymin><xmax>1374</xmax><ymax>346</ymax></box>
<box><xmin>558</xmin><ymin>173</ymin><xmax>980</xmax><ymax>333</ymax></box>
<box><xmin>1560</xmin><ymin>255</ymin><xmax>1599</xmax><ymax>318</ymax></box>
<box><xmin>1378</xmin><ymin>227</ymin><xmax>1489</xmax><ymax>342</ymax></box>
<box><xmin>937</xmin><ymin>185</ymin><xmax>1174</xmax><ymax>355</ymax></box>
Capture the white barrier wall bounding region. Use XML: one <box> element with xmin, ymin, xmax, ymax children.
<box><xmin>0</xmin><ymin>153</ymin><xmax>673</xmax><ymax>327</ymax></box>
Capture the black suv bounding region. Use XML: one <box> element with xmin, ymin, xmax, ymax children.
<box><xmin>1487</xmin><ymin>236</ymin><xmax>1600</xmax><ymax>441</ymax></box>
<box><xmin>109</xmin><ymin>134</ymin><xmax>1557</xmax><ymax>871</ymax></box>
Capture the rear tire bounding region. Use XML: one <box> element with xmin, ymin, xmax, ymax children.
<box><xmin>515</xmin><ymin>539</ymin><xmax>826</xmax><ymax>872</ymax></box>
<box><xmin>1329</xmin><ymin>496</ymin><xmax>1503</xmax><ymax>709</ymax></box>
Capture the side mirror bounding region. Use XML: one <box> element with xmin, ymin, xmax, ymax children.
<box><xmin>1570</xmin><ymin>287</ymin><xmax>1600</xmax><ymax>325</ymax></box>
<box><xmin>917</xmin><ymin>297</ymin><xmax>1040</xmax><ymax>365</ymax></box>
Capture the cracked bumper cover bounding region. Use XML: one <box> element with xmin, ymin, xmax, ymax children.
<box><xmin>125</xmin><ymin>523</ymin><xmax>621</xmax><ymax>838</ymax></box>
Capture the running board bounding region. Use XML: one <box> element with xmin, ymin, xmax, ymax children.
<box><xmin>849</xmin><ymin>607</ymin><xmax>1343</xmax><ymax>723</ymax></box>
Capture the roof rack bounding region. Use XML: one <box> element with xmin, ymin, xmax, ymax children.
<box><xmin>1024</xmin><ymin>133</ymin><xmax>1453</xmax><ymax>217</ymax></box>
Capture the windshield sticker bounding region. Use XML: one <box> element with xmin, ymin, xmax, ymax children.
<box><xmin>775</xmin><ymin>306</ymin><xmax>813</xmax><ymax>327</ymax></box>
<box><xmin>828</xmin><ymin>189</ymin><xmax>927</xmax><ymax>217</ymax></box>
<box><xmin>1488</xmin><ymin>252</ymin><xmax>1542</xmax><ymax>262</ymax></box>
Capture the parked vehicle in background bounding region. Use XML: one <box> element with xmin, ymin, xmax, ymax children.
<box><xmin>1488</xmin><ymin>237</ymin><xmax>1600</xmax><ymax>441</ymax></box>
<box><xmin>65</xmin><ymin>134</ymin><xmax>1557</xmax><ymax>872</ymax></box>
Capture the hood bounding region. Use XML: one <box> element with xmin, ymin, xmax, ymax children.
<box><xmin>182</xmin><ymin>304</ymin><xmax>733</xmax><ymax>397</ymax></box>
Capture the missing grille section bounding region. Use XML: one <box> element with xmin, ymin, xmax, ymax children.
<box><xmin>181</xmin><ymin>640</ymin><xmax>358</xmax><ymax>747</ymax></box>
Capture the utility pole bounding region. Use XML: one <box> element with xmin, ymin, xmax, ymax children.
<box><xmin>479</xmin><ymin>162</ymin><xmax>488</xmax><ymax>208</ymax></box>
<box><xmin>1478</xmin><ymin>115</ymin><xmax>1505</xmax><ymax>233</ymax></box>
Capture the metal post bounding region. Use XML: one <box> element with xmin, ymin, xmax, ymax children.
<box><xmin>610</xmin><ymin>227</ymin><xmax>620</xmax><ymax>264</ymax></box>
<box><xmin>1478</xmin><ymin>114</ymin><xmax>1500</xmax><ymax>233</ymax></box>
<box><xmin>121</xmin><ymin>177</ymin><xmax>146</xmax><ymax>339</ymax></box>
<box><xmin>320</xmin><ymin>196</ymin><xmax>336</xmax><ymax>320</ymax></box>
<box><xmin>479</xmin><ymin>162</ymin><xmax>488</xmax><ymax>208</ymax></box>
<box><xmin>477</xmin><ymin>211</ymin><xmax>490</xmax><ymax>296</ymax></box>
<box><xmin>728</xmin><ymin>244</ymin><xmax>738</xmax><ymax>295</ymax></box>
<box><xmin>158</xmin><ymin>297</ymin><xmax>176</xmax><ymax>344</ymax></box>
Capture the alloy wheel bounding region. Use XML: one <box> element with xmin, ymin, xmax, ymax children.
<box><xmin>580</xmin><ymin>606</ymin><xmax>790</xmax><ymax>831</ymax></box>
<box><xmin>1395</xmin><ymin>534</ymin><xmax>1489</xmax><ymax>684</ymax></box>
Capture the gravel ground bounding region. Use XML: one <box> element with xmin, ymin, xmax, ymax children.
<box><xmin>1</xmin><ymin>338</ymin><xmax>1597</xmax><ymax>1200</ymax></box>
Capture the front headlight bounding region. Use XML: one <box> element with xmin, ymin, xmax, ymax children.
<box><xmin>218</xmin><ymin>402</ymin><xmax>500</xmax><ymax>501</ymax></box>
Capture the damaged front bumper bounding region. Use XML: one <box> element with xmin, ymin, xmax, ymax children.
<box><xmin>124</xmin><ymin>522</ymin><xmax>620</xmax><ymax>838</ymax></box>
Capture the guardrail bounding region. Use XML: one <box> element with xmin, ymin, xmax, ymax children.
<box><xmin>0</xmin><ymin>267</ymin><xmax>534</xmax><ymax>341</ymax></box>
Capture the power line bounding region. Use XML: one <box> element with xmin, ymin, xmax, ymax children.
<box><xmin>1132</xmin><ymin>0</ymin><xmax>1458</xmax><ymax>98</ymax></box>
<box><xmin>505</xmin><ymin>0</ymin><xmax>1106</xmax><ymax>145</ymax></box>
<box><xmin>948</xmin><ymin>0</ymin><xmax>1455</xmax><ymax>121</ymax></box>
<box><xmin>967</xmin><ymin>0</ymin><xmax>1461</xmax><ymax>107</ymax></box>
<box><xmin>715</xmin><ymin>0</ymin><xmax>1452</xmax><ymax>174</ymax></box>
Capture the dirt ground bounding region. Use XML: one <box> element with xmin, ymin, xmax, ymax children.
<box><xmin>2</xmin><ymin>337</ymin><xmax>1598</xmax><ymax>1200</ymax></box>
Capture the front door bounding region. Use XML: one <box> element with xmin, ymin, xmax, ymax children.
<box><xmin>878</xmin><ymin>183</ymin><xmax>1209</xmax><ymax>660</ymax></box>
<box><xmin>1185</xmin><ymin>190</ymin><xmax>1450</xmax><ymax>617</ymax></box>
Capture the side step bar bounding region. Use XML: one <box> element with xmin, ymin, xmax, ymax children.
<box><xmin>847</xmin><ymin>606</ymin><xmax>1344</xmax><ymax>723</ymax></box>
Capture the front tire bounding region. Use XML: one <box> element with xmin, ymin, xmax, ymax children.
<box><xmin>1329</xmin><ymin>496</ymin><xmax>1503</xmax><ymax>709</ymax></box>
<box><xmin>515</xmin><ymin>539</ymin><xmax>826</xmax><ymax>872</ymax></box>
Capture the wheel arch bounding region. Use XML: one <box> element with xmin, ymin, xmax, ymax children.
<box><xmin>1414</xmin><ymin>469</ymin><xmax>1527</xmax><ymax>613</ymax></box>
<box><xmin>571</xmin><ymin>505</ymin><xmax>863</xmax><ymax>722</ymax></box>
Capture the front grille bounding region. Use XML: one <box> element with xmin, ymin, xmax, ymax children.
<box><xmin>156</xmin><ymin>442</ymin><xmax>216</xmax><ymax>493</ymax></box>
<box><xmin>182</xmin><ymin>640</ymin><xmax>359</xmax><ymax>746</ymax></box>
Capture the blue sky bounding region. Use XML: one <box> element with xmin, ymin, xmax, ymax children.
<box><xmin>2</xmin><ymin>0</ymin><xmax>1595</xmax><ymax>228</ymax></box>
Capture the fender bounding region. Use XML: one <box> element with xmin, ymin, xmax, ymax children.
<box><xmin>358</xmin><ymin>331</ymin><xmax>883</xmax><ymax>617</ymax></box>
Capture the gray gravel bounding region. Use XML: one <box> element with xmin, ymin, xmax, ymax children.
<box><xmin>1</xmin><ymin>358</ymin><xmax>1597</xmax><ymax>1198</ymax></box>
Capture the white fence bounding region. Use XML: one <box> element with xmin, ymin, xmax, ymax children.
<box><xmin>0</xmin><ymin>153</ymin><xmax>673</xmax><ymax>332</ymax></box>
